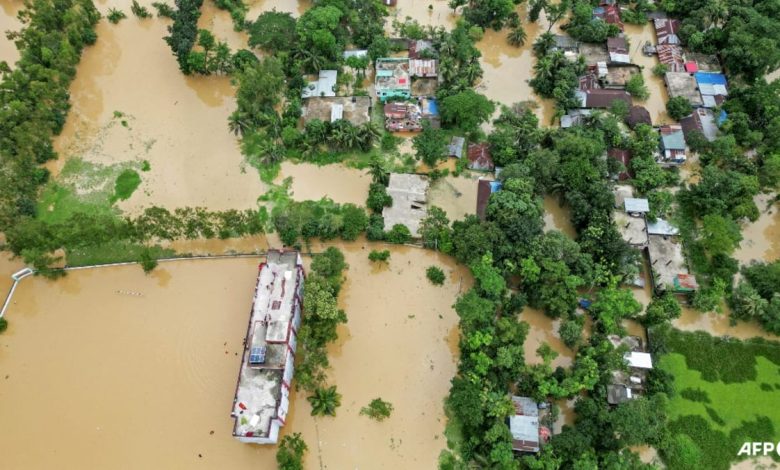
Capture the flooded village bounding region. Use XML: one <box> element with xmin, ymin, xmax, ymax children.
<box><xmin>2</xmin><ymin>0</ymin><xmax>780</xmax><ymax>469</ymax></box>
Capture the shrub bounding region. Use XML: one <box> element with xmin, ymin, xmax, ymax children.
<box><xmin>276</xmin><ymin>433</ymin><xmax>307</xmax><ymax>470</ymax></box>
<box><xmin>111</xmin><ymin>169</ymin><xmax>142</xmax><ymax>203</ymax></box>
<box><xmin>152</xmin><ymin>2</ymin><xmax>175</xmax><ymax>18</ymax></box>
<box><xmin>426</xmin><ymin>266</ymin><xmax>446</xmax><ymax>285</ymax></box>
<box><xmin>366</xmin><ymin>183</ymin><xmax>392</xmax><ymax>213</ymax></box>
<box><xmin>368</xmin><ymin>249</ymin><xmax>390</xmax><ymax>263</ymax></box>
<box><xmin>652</xmin><ymin>63</ymin><xmax>668</xmax><ymax>76</ymax></box>
<box><xmin>307</xmin><ymin>385</ymin><xmax>342</xmax><ymax>416</ymax></box>
<box><xmin>107</xmin><ymin>8</ymin><xmax>127</xmax><ymax>23</ymax></box>
<box><xmin>667</xmin><ymin>96</ymin><xmax>693</xmax><ymax>121</ymax></box>
<box><xmin>360</xmin><ymin>398</ymin><xmax>394</xmax><ymax>421</ymax></box>
<box><xmin>626</xmin><ymin>73</ymin><xmax>649</xmax><ymax>100</ymax></box>
<box><xmin>0</xmin><ymin>317</ymin><xmax>7</xmax><ymax>333</ymax></box>
<box><xmin>131</xmin><ymin>0</ymin><xmax>152</xmax><ymax>18</ymax></box>
<box><xmin>385</xmin><ymin>224</ymin><xmax>411</xmax><ymax>244</ymax></box>
<box><xmin>139</xmin><ymin>248</ymin><xmax>158</xmax><ymax>273</ymax></box>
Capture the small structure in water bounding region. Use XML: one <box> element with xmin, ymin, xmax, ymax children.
<box><xmin>231</xmin><ymin>250</ymin><xmax>305</xmax><ymax>444</ymax></box>
<box><xmin>607</xmin><ymin>336</ymin><xmax>653</xmax><ymax>405</ymax></box>
<box><xmin>302</xmin><ymin>70</ymin><xmax>338</xmax><ymax>98</ymax></box>
<box><xmin>383</xmin><ymin>173</ymin><xmax>430</xmax><ymax>237</ymax></box>
<box><xmin>509</xmin><ymin>396</ymin><xmax>551</xmax><ymax>453</ymax></box>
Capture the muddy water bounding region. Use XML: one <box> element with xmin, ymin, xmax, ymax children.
<box><xmin>0</xmin><ymin>242</ymin><xmax>468</xmax><ymax>469</ymax></box>
<box><xmin>47</xmin><ymin>10</ymin><xmax>267</xmax><ymax>214</ymax></box>
<box><xmin>428</xmin><ymin>174</ymin><xmax>479</xmax><ymax>222</ymax></box>
<box><xmin>623</xmin><ymin>23</ymin><xmax>673</xmax><ymax>126</ymax></box>
<box><xmin>734</xmin><ymin>193</ymin><xmax>780</xmax><ymax>265</ymax></box>
<box><xmin>543</xmin><ymin>195</ymin><xmax>576</xmax><ymax>238</ymax></box>
<box><xmin>674</xmin><ymin>305</ymin><xmax>780</xmax><ymax>341</ymax></box>
<box><xmin>553</xmin><ymin>398</ymin><xmax>576</xmax><ymax>433</ymax></box>
<box><xmin>198</xmin><ymin>1</ymin><xmax>250</xmax><ymax>51</ymax></box>
<box><xmin>0</xmin><ymin>0</ymin><xmax>22</xmax><ymax>66</ymax></box>
<box><xmin>522</xmin><ymin>307</ymin><xmax>574</xmax><ymax>369</ymax></box>
<box><xmin>476</xmin><ymin>12</ymin><xmax>557</xmax><ymax>126</ymax></box>
<box><xmin>386</xmin><ymin>0</ymin><xmax>456</xmax><ymax>32</ymax></box>
<box><xmin>275</xmin><ymin>161</ymin><xmax>371</xmax><ymax>206</ymax></box>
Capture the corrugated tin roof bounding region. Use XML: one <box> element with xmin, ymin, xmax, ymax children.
<box><xmin>694</xmin><ymin>72</ymin><xmax>727</xmax><ymax>85</ymax></box>
<box><xmin>624</xmin><ymin>197</ymin><xmax>650</xmax><ymax>213</ymax></box>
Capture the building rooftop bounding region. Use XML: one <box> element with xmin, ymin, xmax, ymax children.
<box><xmin>577</xmin><ymin>88</ymin><xmax>632</xmax><ymax>108</ymax></box>
<box><xmin>654</xmin><ymin>18</ymin><xmax>681</xmax><ymax>45</ymax></box>
<box><xmin>580</xmin><ymin>42</ymin><xmax>609</xmax><ymax>66</ymax></box>
<box><xmin>302</xmin><ymin>70</ymin><xmax>338</xmax><ymax>98</ymax></box>
<box><xmin>607</xmin><ymin>37</ymin><xmax>630</xmax><ymax>64</ymax></box>
<box><xmin>687</xmin><ymin>52</ymin><xmax>721</xmax><ymax>72</ymax></box>
<box><xmin>409</xmin><ymin>39</ymin><xmax>433</xmax><ymax>59</ymax></box>
<box><xmin>605</xmin><ymin>65</ymin><xmax>640</xmax><ymax>87</ymax></box>
<box><xmin>302</xmin><ymin>96</ymin><xmax>372</xmax><ymax>125</ymax></box>
<box><xmin>647</xmin><ymin>234</ymin><xmax>689</xmax><ymax>291</ymax></box>
<box><xmin>608</xmin><ymin>148</ymin><xmax>632</xmax><ymax>180</ymax></box>
<box><xmin>625</xmin><ymin>351</ymin><xmax>653</xmax><ymax>369</ymax></box>
<box><xmin>467</xmin><ymin>143</ymin><xmax>494</xmax><ymax>171</ymax></box>
<box><xmin>476</xmin><ymin>179</ymin><xmax>502</xmax><ymax>220</ymax></box>
<box><xmin>647</xmin><ymin>218</ymin><xmax>679</xmax><ymax>236</ymax></box>
<box><xmin>614</xmin><ymin>211</ymin><xmax>648</xmax><ymax>246</ymax></box>
<box><xmin>607</xmin><ymin>384</ymin><xmax>633</xmax><ymax>404</ymax></box>
<box><xmin>680</xmin><ymin>108</ymin><xmax>718</xmax><ymax>142</ymax></box>
<box><xmin>553</xmin><ymin>34</ymin><xmax>580</xmax><ymax>51</ymax></box>
<box><xmin>382</xmin><ymin>173</ymin><xmax>429</xmax><ymax>237</ymax></box>
<box><xmin>409</xmin><ymin>59</ymin><xmax>437</xmax><ymax>77</ymax></box>
<box><xmin>624</xmin><ymin>197</ymin><xmax>650</xmax><ymax>213</ymax></box>
<box><xmin>561</xmin><ymin>109</ymin><xmax>593</xmax><ymax>128</ymax></box>
<box><xmin>233</xmin><ymin>251</ymin><xmax>303</xmax><ymax>442</ymax></box>
<box><xmin>660</xmin><ymin>125</ymin><xmax>686</xmax><ymax>150</ymax></box>
<box><xmin>510</xmin><ymin>396</ymin><xmax>541</xmax><ymax>453</ymax></box>
<box><xmin>656</xmin><ymin>44</ymin><xmax>685</xmax><ymax>72</ymax></box>
<box><xmin>448</xmin><ymin>136</ymin><xmax>465</xmax><ymax>159</ymax></box>
<box><xmin>376</xmin><ymin>58</ymin><xmax>411</xmax><ymax>100</ymax></box>
<box><xmin>626</xmin><ymin>106</ymin><xmax>652</xmax><ymax>128</ymax></box>
<box><xmin>665</xmin><ymin>72</ymin><xmax>703</xmax><ymax>106</ymax></box>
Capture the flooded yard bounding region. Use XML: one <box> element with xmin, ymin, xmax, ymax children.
<box><xmin>623</xmin><ymin>23</ymin><xmax>672</xmax><ymax>126</ymax></box>
<box><xmin>0</xmin><ymin>242</ymin><xmax>467</xmax><ymax>468</ymax></box>
<box><xmin>733</xmin><ymin>193</ymin><xmax>780</xmax><ymax>265</ymax></box>
<box><xmin>275</xmin><ymin>161</ymin><xmax>371</xmax><ymax>206</ymax></box>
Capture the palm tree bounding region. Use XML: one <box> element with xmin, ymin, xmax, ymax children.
<box><xmin>507</xmin><ymin>27</ymin><xmax>527</xmax><ymax>47</ymax></box>
<box><xmin>533</xmin><ymin>32</ymin><xmax>556</xmax><ymax>58</ymax></box>
<box><xmin>368</xmin><ymin>156</ymin><xmax>390</xmax><ymax>185</ymax></box>
<box><xmin>307</xmin><ymin>385</ymin><xmax>341</xmax><ymax>416</ymax></box>
<box><xmin>228</xmin><ymin>111</ymin><xmax>251</xmax><ymax>137</ymax></box>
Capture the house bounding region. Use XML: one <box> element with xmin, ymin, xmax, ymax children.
<box><xmin>606</xmin><ymin>336</ymin><xmax>651</xmax><ymax>405</ymax></box>
<box><xmin>664</xmin><ymin>72</ymin><xmax>703</xmax><ymax>107</ymax></box>
<box><xmin>375</xmin><ymin>58</ymin><xmax>411</xmax><ymax>102</ymax></box>
<box><xmin>382</xmin><ymin>173</ymin><xmax>429</xmax><ymax>237</ymax></box>
<box><xmin>626</xmin><ymin>106</ymin><xmax>652</xmax><ymax>129</ymax></box>
<box><xmin>448</xmin><ymin>136</ymin><xmax>465</xmax><ymax>159</ymax></box>
<box><xmin>624</xmin><ymin>197</ymin><xmax>650</xmax><ymax>214</ymax></box>
<box><xmin>409</xmin><ymin>59</ymin><xmax>437</xmax><ymax>78</ymax></box>
<box><xmin>232</xmin><ymin>250</ymin><xmax>305</xmax><ymax>444</ymax></box>
<box><xmin>593</xmin><ymin>2</ymin><xmax>623</xmax><ymax>31</ymax></box>
<box><xmin>408</xmin><ymin>39</ymin><xmax>433</xmax><ymax>59</ymax></box>
<box><xmin>659</xmin><ymin>125</ymin><xmax>687</xmax><ymax>164</ymax></box>
<box><xmin>625</xmin><ymin>351</ymin><xmax>653</xmax><ymax>369</ymax></box>
<box><xmin>384</xmin><ymin>102</ymin><xmax>422</xmax><ymax>131</ymax></box>
<box><xmin>477</xmin><ymin>179</ymin><xmax>502</xmax><ymax>220</ymax></box>
<box><xmin>509</xmin><ymin>396</ymin><xmax>550</xmax><ymax>453</ymax></box>
<box><xmin>561</xmin><ymin>109</ymin><xmax>593</xmax><ymax>128</ymax></box>
<box><xmin>647</xmin><ymin>218</ymin><xmax>679</xmax><ymax>236</ymax></box>
<box><xmin>656</xmin><ymin>44</ymin><xmax>685</xmax><ymax>72</ymax></box>
<box><xmin>680</xmin><ymin>108</ymin><xmax>718</xmax><ymax>142</ymax></box>
<box><xmin>302</xmin><ymin>96</ymin><xmax>372</xmax><ymax>125</ymax></box>
<box><xmin>686</xmin><ymin>52</ymin><xmax>721</xmax><ymax>72</ymax></box>
<box><xmin>553</xmin><ymin>34</ymin><xmax>580</xmax><ymax>53</ymax></box>
<box><xmin>607</xmin><ymin>384</ymin><xmax>634</xmax><ymax>405</ymax></box>
<box><xmin>647</xmin><ymin>233</ymin><xmax>697</xmax><ymax>292</ymax></box>
<box><xmin>608</xmin><ymin>148</ymin><xmax>632</xmax><ymax>180</ymax></box>
<box><xmin>302</xmin><ymin>70</ymin><xmax>338</xmax><ymax>98</ymax></box>
<box><xmin>695</xmin><ymin>72</ymin><xmax>728</xmax><ymax>108</ymax></box>
<box><xmin>577</xmin><ymin>88</ymin><xmax>632</xmax><ymax>108</ymax></box>
<box><xmin>614</xmin><ymin>189</ymin><xmax>649</xmax><ymax>246</ymax></box>
<box><xmin>467</xmin><ymin>143</ymin><xmax>494</xmax><ymax>171</ymax></box>
<box><xmin>580</xmin><ymin>43</ymin><xmax>609</xmax><ymax>66</ymax></box>
<box><xmin>605</xmin><ymin>65</ymin><xmax>641</xmax><ymax>88</ymax></box>
<box><xmin>607</xmin><ymin>37</ymin><xmax>630</xmax><ymax>64</ymax></box>
<box><xmin>654</xmin><ymin>18</ymin><xmax>681</xmax><ymax>45</ymax></box>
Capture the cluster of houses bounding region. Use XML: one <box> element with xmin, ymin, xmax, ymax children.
<box><xmin>606</xmin><ymin>336</ymin><xmax>655</xmax><ymax>405</ymax></box>
<box><xmin>613</xmin><ymin>185</ymin><xmax>698</xmax><ymax>294</ymax></box>
<box><xmin>300</xmin><ymin>56</ymin><xmax>373</xmax><ymax>127</ymax></box>
<box><xmin>376</xmin><ymin>55</ymin><xmax>440</xmax><ymax>132</ymax></box>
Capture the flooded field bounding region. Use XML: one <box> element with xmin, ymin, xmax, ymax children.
<box><xmin>275</xmin><ymin>161</ymin><xmax>371</xmax><ymax>205</ymax></box>
<box><xmin>476</xmin><ymin>11</ymin><xmax>557</xmax><ymax>125</ymax></box>
<box><xmin>673</xmin><ymin>305</ymin><xmax>780</xmax><ymax>341</ymax></box>
<box><xmin>623</xmin><ymin>23</ymin><xmax>672</xmax><ymax>126</ymax></box>
<box><xmin>386</xmin><ymin>0</ymin><xmax>456</xmax><ymax>32</ymax></box>
<box><xmin>0</xmin><ymin>0</ymin><xmax>22</xmax><ymax>65</ymax></box>
<box><xmin>0</xmin><ymin>242</ymin><xmax>468</xmax><ymax>469</ymax></box>
<box><xmin>43</xmin><ymin>12</ymin><xmax>268</xmax><ymax>214</ymax></box>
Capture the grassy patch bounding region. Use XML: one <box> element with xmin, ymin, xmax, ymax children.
<box><xmin>658</xmin><ymin>330</ymin><xmax>780</xmax><ymax>469</ymax></box>
<box><xmin>110</xmin><ymin>169</ymin><xmax>142</xmax><ymax>203</ymax></box>
<box><xmin>66</xmin><ymin>241</ymin><xmax>175</xmax><ymax>267</ymax></box>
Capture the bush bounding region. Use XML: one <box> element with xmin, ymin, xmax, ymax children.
<box><xmin>366</xmin><ymin>183</ymin><xmax>392</xmax><ymax>213</ymax></box>
<box><xmin>0</xmin><ymin>317</ymin><xmax>7</xmax><ymax>333</ymax></box>
<box><xmin>111</xmin><ymin>169</ymin><xmax>142</xmax><ymax>203</ymax></box>
<box><xmin>152</xmin><ymin>2</ymin><xmax>175</xmax><ymax>18</ymax></box>
<box><xmin>276</xmin><ymin>433</ymin><xmax>307</xmax><ymax>470</ymax></box>
<box><xmin>360</xmin><ymin>397</ymin><xmax>394</xmax><ymax>421</ymax></box>
<box><xmin>667</xmin><ymin>96</ymin><xmax>693</xmax><ymax>121</ymax></box>
<box><xmin>139</xmin><ymin>248</ymin><xmax>158</xmax><ymax>273</ymax></box>
<box><xmin>107</xmin><ymin>8</ymin><xmax>127</xmax><ymax>23</ymax></box>
<box><xmin>307</xmin><ymin>385</ymin><xmax>342</xmax><ymax>416</ymax></box>
<box><xmin>626</xmin><ymin>73</ymin><xmax>649</xmax><ymax>100</ymax></box>
<box><xmin>426</xmin><ymin>266</ymin><xmax>446</xmax><ymax>285</ymax></box>
<box><xmin>368</xmin><ymin>249</ymin><xmax>390</xmax><ymax>263</ymax></box>
<box><xmin>131</xmin><ymin>0</ymin><xmax>152</xmax><ymax>18</ymax></box>
<box><xmin>652</xmin><ymin>63</ymin><xmax>669</xmax><ymax>76</ymax></box>
<box><xmin>385</xmin><ymin>224</ymin><xmax>411</xmax><ymax>244</ymax></box>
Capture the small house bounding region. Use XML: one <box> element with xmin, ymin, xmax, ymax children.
<box><xmin>665</xmin><ymin>72</ymin><xmax>703</xmax><ymax>107</ymax></box>
<box><xmin>659</xmin><ymin>125</ymin><xmax>686</xmax><ymax>164</ymax></box>
<box><xmin>477</xmin><ymin>179</ymin><xmax>502</xmax><ymax>220</ymax></box>
<box><xmin>654</xmin><ymin>18</ymin><xmax>681</xmax><ymax>45</ymax></box>
<box><xmin>561</xmin><ymin>109</ymin><xmax>593</xmax><ymax>128</ymax></box>
<box><xmin>553</xmin><ymin>34</ymin><xmax>580</xmax><ymax>53</ymax></box>
<box><xmin>376</xmin><ymin>58</ymin><xmax>411</xmax><ymax>102</ymax></box>
<box><xmin>626</xmin><ymin>106</ymin><xmax>652</xmax><ymax>129</ymax></box>
<box><xmin>624</xmin><ymin>197</ymin><xmax>649</xmax><ymax>215</ymax></box>
<box><xmin>593</xmin><ymin>2</ymin><xmax>623</xmax><ymax>31</ymax></box>
<box><xmin>467</xmin><ymin>143</ymin><xmax>494</xmax><ymax>171</ymax></box>
<box><xmin>577</xmin><ymin>88</ymin><xmax>632</xmax><ymax>109</ymax></box>
<box><xmin>608</xmin><ymin>148</ymin><xmax>632</xmax><ymax>180</ymax></box>
<box><xmin>656</xmin><ymin>44</ymin><xmax>685</xmax><ymax>72</ymax></box>
<box><xmin>509</xmin><ymin>396</ymin><xmax>549</xmax><ymax>453</ymax></box>
<box><xmin>625</xmin><ymin>351</ymin><xmax>653</xmax><ymax>370</ymax></box>
<box><xmin>448</xmin><ymin>136</ymin><xmax>465</xmax><ymax>159</ymax></box>
<box><xmin>695</xmin><ymin>72</ymin><xmax>728</xmax><ymax>108</ymax></box>
<box><xmin>607</xmin><ymin>37</ymin><xmax>630</xmax><ymax>65</ymax></box>
<box><xmin>302</xmin><ymin>70</ymin><xmax>338</xmax><ymax>98</ymax></box>
<box><xmin>408</xmin><ymin>39</ymin><xmax>433</xmax><ymax>59</ymax></box>
<box><xmin>382</xmin><ymin>174</ymin><xmax>429</xmax><ymax>237</ymax></box>
<box><xmin>680</xmin><ymin>108</ymin><xmax>718</xmax><ymax>142</ymax></box>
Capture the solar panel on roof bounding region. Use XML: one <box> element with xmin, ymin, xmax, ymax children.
<box><xmin>249</xmin><ymin>346</ymin><xmax>266</xmax><ymax>364</ymax></box>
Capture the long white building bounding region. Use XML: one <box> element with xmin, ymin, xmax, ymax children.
<box><xmin>231</xmin><ymin>250</ymin><xmax>304</xmax><ymax>444</ymax></box>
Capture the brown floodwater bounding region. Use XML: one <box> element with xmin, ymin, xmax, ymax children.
<box><xmin>476</xmin><ymin>10</ymin><xmax>557</xmax><ymax>126</ymax></box>
<box><xmin>522</xmin><ymin>307</ymin><xmax>574</xmax><ymax>369</ymax></box>
<box><xmin>543</xmin><ymin>195</ymin><xmax>576</xmax><ymax>238</ymax></box>
<box><xmin>386</xmin><ymin>0</ymin><xmax>456</xmax><ymax>33</ymax></box>
<box><xmin>0</xmin><ymin>0</ymin><xmax>21</xmax><ymax>66</ymax></box>
<box><xmin>623</xmin><ymin>23</ymin><xmax>673</xmax><ymax>126</ymax></box>
<box><xmin>734</xmin><ymin>193</ymin><xmax>780</xmax><ymax>265</ymax></box>
<box><xmin>46</xmin><ymin>8</ymin><xmax>268</xmax><ymax>215</ymax></box>
<box><xmin>275</xmin><ymin>161</ymin><xmax>371</xmax><ymax>206</ymax></box>
<box><xmin>674</xmin><ymin>305</ymin><xmax>780</xmax><ymax>341</ymax></box>
<box><xmin>0</xmin><ymin>241</ymin><xmax>469</xmax><ymax>469</ymax></box>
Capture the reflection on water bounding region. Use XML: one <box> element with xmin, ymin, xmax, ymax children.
<box><xmin>0</xmin><ymin>242</ymin><xmax>469</xmax><ymax>468</ymax></box>
<box><xmin>674</xmin><ymin>305</ymin><xmax>780</xmax><ymax>341</ymax></box>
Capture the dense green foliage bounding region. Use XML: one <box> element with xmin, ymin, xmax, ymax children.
<box><xmin>0</xmin><ymin>317</ymin><xmax>7</xmax><ymax>333</ymax></box>
<box><xmin>368</xmin><ymin>249</ymin><xmax>390</xmax><ymax>263</ymax></box>
<box><xmin>307</xmin><ymin>384</ymin><xmax>342</xmax><ymax>416</ymax></box>
<box><xmin>360</xmin><ymin>397</ymin><xmax>394</xmax><ymax>421</ymax></box>
<box><xmin>730</xmin><ymin>261</ymin><xmax>780</xmax><ymax>334</ymax></box>
<box><xmin>107</xmin><ymin>8</ymin><xmax>127</xmax><ymax>23</ymax></box>
<box><xmin>666</xmin><ymin>96</ymin><xmax>693</xmax><ymax>121</ymax></box>
<box><xmin>276</xmin><ymin>433</ymin><xmax>307</xmax><ymax>470</ymax></box>
<box><xmin>563</xmin><ymin>0</ymin><xmax>620</xmax><ymax>43</ymax></box>
<box><xmin>426</xmin><ymin>266</ymin><xmax>446</xmax><ymax>285</ymax></box>
<box><xmin>530</xmin><ymin>48</ymin><xmax>586</xmax><ymax>114</ymax></box>
<box><xmin>271</xmin><ymin>198</ymin><xmax>368</xmax><ymax>247</ymax></box>
<box><xmin>413</xmin><ymin>123</ymin><xmax>448</xmax><ymax>167</ymax></box>
<box><xmin>164</xmin><ymin>0</ymin><xmax>204</xmax><ymax>74</ymax></box>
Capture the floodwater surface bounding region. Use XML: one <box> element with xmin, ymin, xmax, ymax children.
<box><xmin>733</xmin><ymin>193</ymin><xmax>780</xmax><ymax>265</ymax></box>
<box><xmin>428</xmin><ymin>175</ymin><xmax>479</xmax><ymax>222</ymax></box>
<box><xmin>47</xmin><ymin>8</ymin><xmax>268</xmax><ymax>215</ymax></box>
<box><xmin>275</xmin><ymin>161</ymin><xmax>371</xmax><ymax>206</ymax></box>
<box><xmin>476</xmin><ymin>11</ymin><xmax>557</xmax><ymax>126</ymax></box>
<box><xmin>543</xmin><ymin>195</ymin><xmax>576</xmax><ymax>238</ymax></box>
<box><xmin>623</xmin><ymin>23</ymin><xmax>673</xmax><ymax>126</ymax></box>
<box><xmin>0</xmin><ymin>242</ymin><xmax>468</xmax><ymax>469</ymax></box>
<box><xmin>386</xmin><ymin>0</ymin><xmax>456</xmax><ymax>32</ymax></box>
<box><xmin>0</xmin><ymin>0</ymin><xmax>22</xmax><ymax>66</ymax></box>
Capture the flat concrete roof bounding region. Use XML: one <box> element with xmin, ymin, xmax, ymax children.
<box><xmin>302</xmin><ymin>70</ymin><xmax>337</xmax><ymax>98</ymax></box>
<box><xmin>665</xmin><ymin>72</ymin><xmax>703</xmax><ymax>106</ymax></box>
<box><xmin>614</xmin><ymin>211</ymin><xmax>648</xmax><ymax>246</ymax></box>
<box><xmin>647</xmin><ymin>234</ymin><xmax>688</xmax><ymax>290</ymax></box>
<box><xmin>302</xmin><ymin>96</ymin><xmax>371</xmax><ymax>125</ymax></box>
<box><xmin>382</xmin><ymin>174</ymin><xmax>429</xmax><ymax>237</ymax></box>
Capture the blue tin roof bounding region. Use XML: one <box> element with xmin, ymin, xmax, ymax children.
<box><xmin>694</xmin><ymin>72</ymin><xmax>727</xmax><ymax>86</ymax></box>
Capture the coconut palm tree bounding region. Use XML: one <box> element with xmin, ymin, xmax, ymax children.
<box><xmin>228</xmin><ymin>110</ymin><xmax>252</xmax><ymax>137</ymax></box>
<box><xmin>307</xmin><ymin>385</ymin><xmax>341</xmax><ymax>416</ymax></box>
<box><xmin>507</xmin><ymin>27</ymin><xmax>528</xmax><ymax>47</ymax></box>
<box><xmin>533</xmin><ymin>32</ymin><xmax>556</xmax><ymax>57</ymax></box>
<box><xmin>368</xmin><ymin>155</ymin><xmax>390</xmax><ymax>185</ymax></box>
